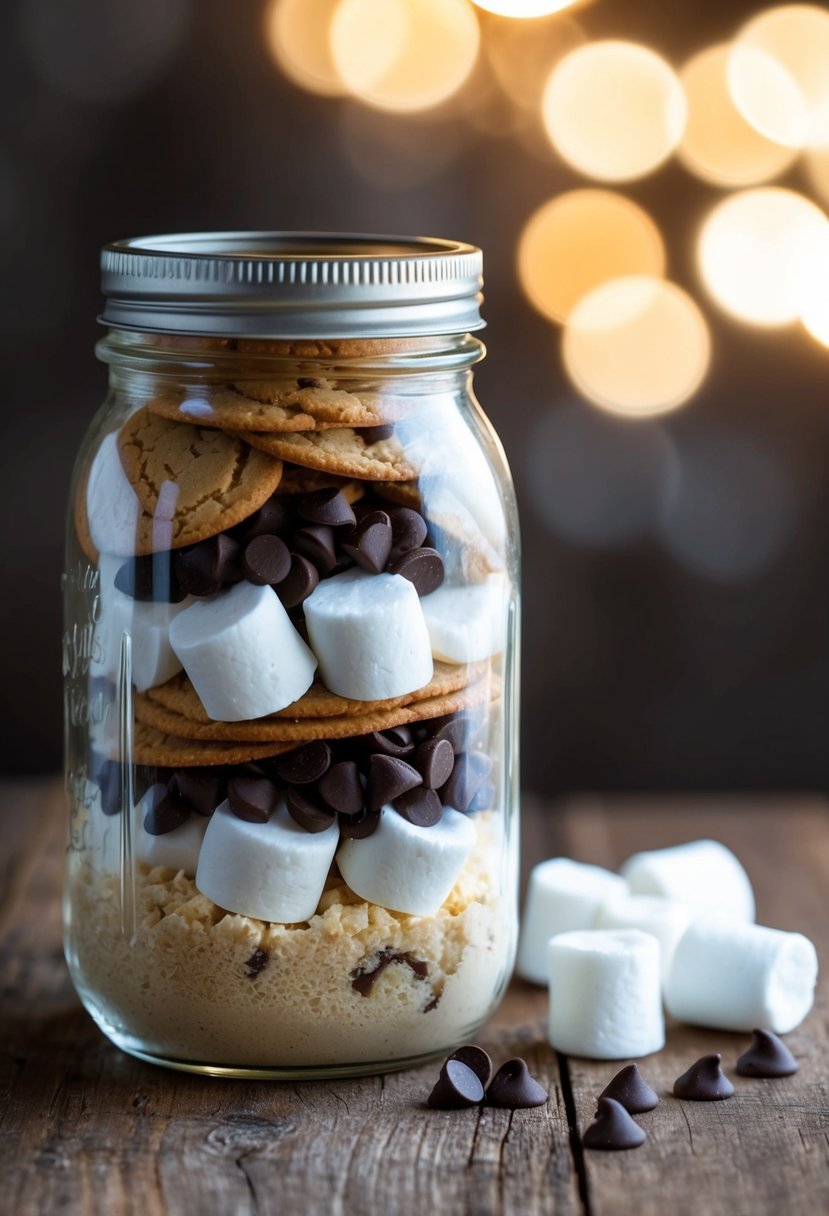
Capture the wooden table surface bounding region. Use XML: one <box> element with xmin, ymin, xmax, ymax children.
<box><xmin>1</xmin><ymin>780</ymin><xmax>827</xmax><ymax>1215</ymax></box>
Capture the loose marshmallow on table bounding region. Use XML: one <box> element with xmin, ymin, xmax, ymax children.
<box><xmin>420</xmin><ymin>575</ymin><xmax>508</xmax><ymax>665</ymax></box>
<box><xmin>621</xmin><ymin>839</ymin><xmax>755</xmax><ymax>922</ymax></box>
<box><xmin>304</xmin><ymin>569</ymin><xmax>433</xmax><ymax>702</ymax></box>
<box><xmin>337</xmin><ymin>806</ymin><xmax>476</xmax><ymax>917</ymax></box>
<box><xmin>84</xmin><ymin>431</ymin><xmax>142</xmax><ymax>556</ymax></box>
<box><xmin>91</xmin><ymin>556</ymin><xmax>190</xmax><ymax>692</ymax></box>
<box><xmin>665</xmin><ymin>912</ymin><xmax>818</xmax><ymax>1034</ymax></box>
<box><xmin>517</xmin><ymin>858</ymin><xmax>629</xmax><ymax>985</ymax></box>
<box><xmin>548</xmin><ymin>929</ymin><xmax>665</xmax><ymax>1059</ymax></box>
<box><xmin>170</xmin><ymin>581</ymin><xmax>317</xmax><ymax>721</ymax></box>
<box><xmin>137</xmin><ymin>784</ymin><xmax>209</xmax><ymax>877</ymax></box>
<box><xmin>196</xmin><ymin>798</ymin><xmax>339</xmax><ymax>922</ymax></box>
<box><xmin>594</xmin><ymin>894</ymin><xmax>694</xmax><ymax>984</ymax></box>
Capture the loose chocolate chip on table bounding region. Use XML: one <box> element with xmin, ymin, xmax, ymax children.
<box><xmin>339</xmin><ymin>810</ymin><xmax>381</xmax><ymax>839</ymax></box>
<box><xmin>441</xmin><ymin>751</ymin><xmax>493</xmax><ymax>813</ymax></box>
<box><xmin>292</xmin><ymin>524</ymin><xmax>338</xmax><ymax>577</ymax></box>
<box><xmin>296</xmin><ymin>488</ymin><xmax>356</xmax><ymax>529</ymax></box>
<box><xmin>360</xmin><ymin>423</ymin><xmax>394</xmax><ymax>445</ymax></box>
<box><xmin>144</xmin><ymin>789</ymin><xmax>190</xmax><ymax>836</ymax></box>
<box><xmin>582</xmin><ymin>1097</ymin><xmax>646</xmax><ymax>1151</ymax></box>
<box><xmin>362</xmin><ymin>727</ymin><xmax>415</xmax><ymax>759</ymax></box>
<box><xmin>735</xmin><ymin>1029</ymin><xmax>799</xmax><ymax>1078</ymax></box>
<box><xmin>176</xmin><ymin>534</ymin><xmax>242</xmax><ymax>596</ymax></box>
<box><xmin>318</xmin><ymin>760</ymin><xmax>365</xmax><ymax>816</ymax></box>
<box><xmin>340</xmin><ymin>510</ymin><xmax>393</xmax><ymax>574</ymax></box>
<box><xmin>389</xmin><ymin>546</ymin><xmax>444</xmax><ymax>595</ymax></box>
<box><xmin>227</xmin><ymin>775</ymin><xmax>280</xmax><ymax>823</ymax></box>
<box><xmin>352</xmin><ymin>948</ymin><xmax>428</xmax><ymax>996</ymax></box>
<box><xmin>286</xmin><ymin>788</ymin><xmax>337</xmax><ymax>834</ymax></box>
<box><xmin>448</xmin><ymin>1045</ymin><xmax>493</xmax><ymax>1090</ymax></box>
<box><xmin>171</xmin><ymin>768</ymin><xmax>225</xmax><ymax>816</ymax></box>
<box><xmin>386</xmin><ymin>506</ymin><xmax>428</xmax><ymax>561</ymax></box>
<box><xmin>673</xmin><ymin>1053</ymin><xmax>735</xmax><ymax>1101</ymax></box>
<box><xmin>242</xmin><ymin>534</ymin><xmax>291</xmax><ymax>586</ymax></box>
<box><xmin>428</xmin><ymin>1059</ymin><xmax>485</xmax><ymax>1109</ymax></box>
<box><xmin>276</xmin><ymin>741</ymin><xmax>332</xmax><ymax>785</ymax></box>
<box><xmin>276</xmin><ymin>553</ymin><xmax>320</xmax><ymax>609</ymax></box>
<box><xmin>235</xmin><ymin>496</ymin><xmax>290</xmax><ymax>544</ymax></box>
<box><xmin>394</xmin><ymin>786</ymin><xmax>443</xmax><ymax>827</ymax></box>
<box><xmin>415</xmin><ymin>738</ymin><xmax>455</xmax><ymax>790</ymax></box>
<box><xmin>599</xmin><ymin>1063</ymin><xmax>659</xmax><ymax>1113</ymax></box>
<box><xmin>486</xmin><ymin>1058</ymin><xmax>548</xmax><ymax>1109</ymax></box>
<box><xmin>366</xmin><ymin>754</ymin><xmax>422</xmax><ymax>813</ymax></box>
<box><xmin>245</xmin><ymin>948</ymin><xmax>269</xmax><ymax>978</ymax></box>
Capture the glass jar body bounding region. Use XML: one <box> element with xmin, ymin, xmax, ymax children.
<box><xmin>63</xmin><ymin>331</ymin><xmax>520</xmax><ymax>1077</ymax></box>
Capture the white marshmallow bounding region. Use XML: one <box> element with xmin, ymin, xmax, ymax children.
<box><xmin>594</xmin><ymin>894</ymin><xmax>694</xmax><ymax>984</ymax></box>
<box><xmin>136</xmin><ymin>784</ymin><xmax>209</xmax><ymax>877</ymax></box>
<box><xmin>304</xmin><ymin>569</ymin><xmax>433</xmax><ymax>702</ymax></box>
<box><xmin>621</xmin><ymin>839</ymin><xmax>755</xmax><ymax>922</ymax></box>
<box><xmin>336</xmin><ymin>806</ymin><xmax>476</xmax><ymax>917</ymax></box>
<box><xmin>85</xmin><ymin>431</ymin><xmax>142</xmax><ymax>556</ymax></box>
<box><xmin>548</xmin><ymin>929</ymin><xmax>665</xmax><ymax>1059</ymax></box>
<box><xmin>196</xmin><ymin>798</ymin><xmax>339</xmax><ymax>923</ymax></box>
<box><xmin>421</xmin><ymin>574</ymin><xmax>508</xmax><ymax>664</ymax></box>
<box><xmin>665</xmin><ymin>912</ymin><xmax>818</xmax><ymax>1034</ymax></box>
<box><xmin>91</xmin><ymin>556</ymin><xmax>190</xmax><ymax>692</ymax></box>
<box><xmin>517</xmin><ymin>858</ymin><xmax>629</xmax><ymax>985</ymax></box>
<box><xmin>169</xmin><ymin>582</ymin><xmax>317</xmax><ymax>721</ymax></box>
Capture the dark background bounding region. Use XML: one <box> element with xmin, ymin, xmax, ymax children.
<box><xmin>2</xmin><ymin>0</ymin><xmax>827</xmax><ymax>792</ymax></box>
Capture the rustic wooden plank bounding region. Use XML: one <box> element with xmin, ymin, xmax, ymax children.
<box><xmin>555</xmin><ymin>796</ymin><xmax>829</xmax><ymax>1216</ymax></box>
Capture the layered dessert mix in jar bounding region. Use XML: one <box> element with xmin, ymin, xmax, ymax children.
<box><xmin>63</xmin><ymin>234</ymin><xmax>520</xmax><ymax>1077</ymax></box>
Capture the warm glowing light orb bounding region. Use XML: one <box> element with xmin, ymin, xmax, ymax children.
<box><xmin>562</xmin><ymin>277</ymin><xmax>710</xmax><ymax>417</ymax></box>
<box><xmin>729</xmin><ymin>5</ymin><xmax>829</xmax><ymax>148</ymax></box>
<box><xmin>679</xmin><ymin>44</ymin><xmax>796</xmax><ymax>186</ymax></box>
<box><xmin>517</xmin><ymin>190</ymin><xmax>666</xmax><ymax>323</ymax></box>
<box><xmin>486</xmin><ymin>11</ymin><xmax>585</xmax><ymax>111</ymax></box>
<box><xmin>264</xmin><ymin>0</ymin><xmax>345</xmax><ymax>96</ymax></box>
<box><xmin>472</xmin><ymin>0</ymin><xmax>580</xmax><ymax>17</ymax></box>
<box><xmin>330</xmin><ymin>0</ymin><xmax>480</xmax><ymax>113</ymax></box>
<box><xmin>698</xmin><ymin>188</ymin><xmax>829</xmax><ymax>327</ymax></box>
<box><xmin>796</xmin><ymin>230</ymin><xmax>829</xmax><ymax>347</ymax></box>
<box><xmin>542</xmin><ymin>41</ymin><xmax>686</xmax><ymax>181</ymax></box>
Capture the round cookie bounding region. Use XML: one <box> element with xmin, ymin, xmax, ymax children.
<box><xmin>374</xmin><ymin>481</ymin><xmax>422</xmax><ymax>510</ymax></box>
<box><xmin>275</xmin><ymin>465</ymin><xmax>365</xmax><ymax>503</ymax></box>
<box><xmin>235</xmin><ymin>337</ymin><xmax>439</xmax><ymax>359</ymax></box>
<box><xmin>235</xmin><ymin>428</ymin><xmax>418</xmax><ymax>481</ymax></box>
<box><xmin>118</xmin><ymin>408</ymin><xmax>284</xmax><ymax>548</ymax></box>
<box><xmin>149</xmin><ymin>385</ymin><xmax>322</xmax><ymax>432</ymax></box>
<box><xmin>229</xmin><ymin>380</ymin><xmax>410</xmax><ymax>428</ymax></box>
<box><xmin>132</xmin><ymin>722</ymin><xmax>297</xmax><ymax>767</ymax></box>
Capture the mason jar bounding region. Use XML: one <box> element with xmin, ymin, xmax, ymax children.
<box><xmin>63</xmin><ymin>233</ymin><xmax>520</xmax><ymax>1078</ymax></box>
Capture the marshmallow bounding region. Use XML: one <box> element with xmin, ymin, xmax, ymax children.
<box><xmin>196</xmin><ymin>798</ymin><xmax>339</xmax><ymax>922</ymax></box>
<box><xmin>304</xmin><ymin>569</ymin><xmax>433</xmax><ymax>702</ymax></box>
<box><xmin>85</xmin><ymin>431</ymin><xmax>142</xmax><ymax>556</ymax></box>
<box><xmin>548</xmin><ymin>929</ymin><xmax>665</xmax><ymax>1059</ymax></box>
<box><xmin>336</xmin><ymin>806</ymin><xmax>476</xmax><ymax>917</ymax></box>
<box><xmin>665</xmin><ymin>912</ymin><xmax>818</xmax><ymax>1034</ymax></box>
<box><xmin>517</xmin><ymin>858</ymin><xmax>628</xmax><ymax>985</ymax></box>
<box><xmin>91</xmin><ymin>556</ymin><xmax>189</xmax><ymax>692</ymax></box>
<box><xmin>621</xmin><ymin>839</ymin><xmax>755</xmax><ymax>922</ymax></box>
<box><xmin>594</xmin><ymin>894</ymin><xmax>694</xmax><ymax>983</ymax></box>
<box><xmin>421</xmin><ymin>574</ymin><xmax>508</xmax><ymax>664</ymax></box>
<box><xmin>137</xmin><ymin>784</ymin><xmax>208</xmax><ymax>877</ymax></box>
<box><xmin>169</xmin><ymin>581</ymin><xmax>317</xmax><ymax>721</ymax></box>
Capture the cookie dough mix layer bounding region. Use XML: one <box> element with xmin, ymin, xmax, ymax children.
<box><xmin>67</xmin><ymin>816</ymin><xmax>512</xmax><ymax>1067</ymax></box>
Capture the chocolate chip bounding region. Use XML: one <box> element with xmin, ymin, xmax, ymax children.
<box><xmin>441</xmin><ymin>751</ymin><xmax>492</xmax><ymax>812</ymax></box>
<box><xmin>297</xmin><ymin>376</ymin><xmax>322</xmax><ymax>389</ymax></box>
<box><xmin>244</xmin><ymin>948</ymin><xmax>269</xmax><ymax>978</ymax></box>
<box><xmin>171</xmin><ymin>769</ymin><xmax>224</xmax><ymax>816</ymax></box>
<box><xmin>242</xmin><ymin>534</ymin><xmax>291</xmax><ymax>586</ymax></box>
<box><xmin>582</xmin><ymin>1097</ymin><xmax>646</xmax><ymax>1150</ymax></box>
<box><xmin>340</xmin><ymin>510</ymin><xmax>393</xmax><ymax>575</ymax></box>
<box><xmin>367</xmin><ymin>754</ymin><xmax>422</xmax><ymax>813</ymax></box>
<box><xmin>318</xmin><ymin>760</ymin><xmax>364</xmax><ymax>816</ymax></box>
<box><xmin>735</xmin><ymin>1029</ymin><xmax>799</xmax><ymax>1078</ymax></box>
<box><xmin>143</xmin><ymin>789</ymin><xmax>190</xmax><ymax>835</ymax></box>
<box><xmin>276</xmin><ymin>553</ymin><xmax>320</xmax><ymax>608</ymax></box>
<box><xmin>227</xmin><ymin>776</ymin><xmax>279</xmax><ymax>823</ymax></box>
<box><xmin>93</xmin><ymin>757</ymin><xmax>122</xmax><ymax>816</ymax></box>
<box><xmin>448</xmin><ymin>1045</ymin><xmax>493</xmax><ymax>1090</ymax></box>
<box><xmin>467</xmin><ymin>782</ymin><xmax>495</xmax><ymax>813</ymax></box>
<box><xmin>352</xmin><ymin>948</ymin><xmax>428</xmax><ymax>996</ymax></box>
<box><xmin>415</xmin><ymin>738</ymin><xmax>455</xmax><ymax>790</ymax></box>
<box><xmin>339</xmin><ymin>810</ymin><xmax>381</xmax><ymax>839</ymax></box>
<box><xmin>389</xmin><ymin>546</ymin><xmax>444</xmax><ymax>595</ymax></box>
<box><xmin>176</xmin><ymin>534</ymin><xmax>242</xmax><ymax>596</ymax></box>
<box><xmin>599</xmin><ymin>1064</ymin><xmax>659</xmax><ymax>1114</ymax></box>
<box><xmin>394</xmin><ymin>786</ymin><xmax>443</xmax><ymax>827</ymax></box>
<box><xmin>276</xmin><ymin>741</ymin><xmax>332</xmax><ymax>785</ymax></box>
<box><xmin>428</xmin><ymin>1059</ymin><xmax>485</xmax><ymax>1109</ymax></box>
<box><xmin>292</xmin><ymin>524</ymin><xmax>338</xmax><ymax>576</ymax></box>
<box><xmin>673</xmin><ymin>1054</ymin><xmax>735</xmax><ymax>1101</ymax></box>
<box><xmin>286</xmin><ymin>788</ymin><xmax>337</xmax><ymax>833</ymax></box>
<box><xmin>362</xmin><ymin>727</ymin><xmax>415</xmax><ymax>759</ymax></box>
<box><xmin>236</xmin><ymin>496</ymin><xmax>290</xmax><ymax>544</ymax></box>
<box><xmin>429</xmin><ymin>715</ymin><xmax>468</xmax><ymax>754</ymax></box>
<box><xmin>386</xmin><ymin>507</ymin><xmax>428</xmax><ymax>561</ymax></box>
<box><xmin>360</xmin><ymin>423</ymin><xmax>394</xmax><ymax>445</ymax></box>
<box><xmin>486</xmin><ymin>1057</ymin><xmax>548</xmax><ymax>1108</ymax></box>
<box><xmin>296</xmin><ymin>488</ymin><xmax>356</xmax><ymax>529</ymax></box>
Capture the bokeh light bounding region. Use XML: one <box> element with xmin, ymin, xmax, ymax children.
<box><xmin>517</xmin><ymin>190</ymin><xmax>666</xmax><ymax>324</ymax></box>
<box><xmin>729</xmin><ymin>5</ymin><xmax>829</xmax><ymax>149</ymax></box>
<box><xmin>805</xmin><ymin>147</ymin><xmax>829</xmax><ymax>207</ymax></box>
<box><xmin>698</xmin><ymin>188</ymin><xmax>829</xmax><ymax>327</ymax></box>
<box><xmin>542</xmin><ymin>41</ymin><xmax>686</xmax><ymax>181</ymax></box>
<box><xmin>486</xmin><ymin>10</ymin><xmax>585</xmax><ymax>112</ymax></box>
<box><xmin>679</xmin><ymin>44</ymin><xmax>797</xmax><ymax>186</ymax></box>
<box><xmin>264</xmin><ymin>0</ymin><xmax>345</xmax><ymax>97</ymax></box>
<box><xmin>795</xmin><ymin>229</ymin><xmax>829</xmax><ymax>347</ymax></box>
<box><xmin>472</xmin><ymin>1</ymin><xmax>581</xmax><ymax>18</ymax></box>
<box><xmin>562</xmin><ymin>277</ymin><xmax>711</xmax><ymax>417</ymax></box>
<box><xmin>330</xmin><ymin>0</ymin><xmax>480</xmax><ymax>113</ymax></box>
<box><xmin>526</xmin><ymin>402</ymin><xmax>678</xmax><ymax>549</ymax></box>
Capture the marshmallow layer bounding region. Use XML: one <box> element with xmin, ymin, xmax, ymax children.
<box><xmin>621</xmin><ymin>839</ymin><xmax>755</xmax><ymax>922</ymax></box>
<box><xmin>337</xmin><ymin>806</ymin><xmax>476</xmax><ymax>917</ymax></box>
<box><xmin>91</xmin><ymin>557</ymin><xmax>189</xmax><ymax>692</ymax></box>
<box><xmin>665</xmin><ymin>912</ymin><xmax>818</xmax><ymax>1034</ymax></box>
<box><xmin>517</xmin><ymin>858</ymin><xmax>629</xmax><ymax>985</ymax></box>
<box><xmin>304</xmin><ymin>569</ymin><xmax>433</xmax><ymax>702</ymax></box>
<box><xmin>137</xmin><ymin>784</ymin><xmax>209</xmax><ymax>877</ymax></box>
<box><xmin>196</xmin><ymin>798</ymin><xmax>339</xmax><ymax>923</ymax></box>
<box><xmin>170</xmin><ymin>581</ymin><xmax>317</xmax><ymax>721</ymax></box>
<box><xmin>595</xmin><ymin>894</ymin><xmax>694</xmax><ymax>984</ymax></box>
<box><xmin>421</xmin><ymin>575</ymin><xmax>508</xmax><ymax>664</ymax></box>
<box><xmin>548</xmin><ymin>929</ymin><xmax>665</xmax><ymax>1059</ymax></box>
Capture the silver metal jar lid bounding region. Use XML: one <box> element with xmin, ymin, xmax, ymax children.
<box><xmin>99</xmin><ymin>232</ymin><xmax>484</xmax><ymax>338</ymax></box>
